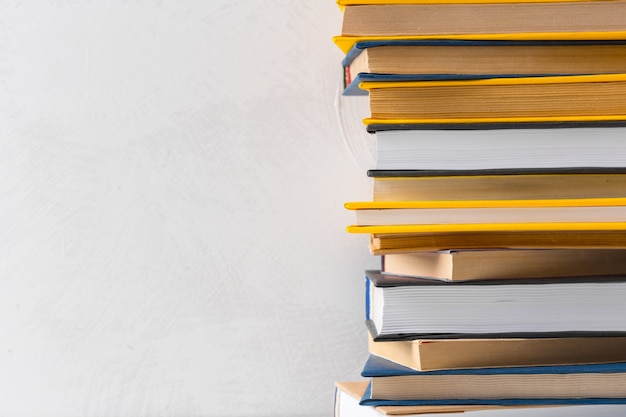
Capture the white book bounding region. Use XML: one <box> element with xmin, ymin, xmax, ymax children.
<box><xmin>375</xmin><ymin>128</ymin><xmax>626</xmax><ymax>171</ymax></box>
<box><xmin>366</xmin><ymin>271</ymin><xmax>626</xmax><ymax>339</ymax></box>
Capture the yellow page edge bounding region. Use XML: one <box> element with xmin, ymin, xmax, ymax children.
<box><xmin>346</xmin><ymin>222</ymin><xmax>626</xmax><ymax>234</ymax></box>
<box><xmin>344</xmin><ymin>197</ymin><xmax>626</xmax><ymax>210</ymax></box>
<box><xmin>363</xmin><ymin>115</ymin><xmax>626</xmax><ymax>125</ymax></box>
<box><xmin>332</xmin><ymin>33</ymin><xmax>626</xmax><ymax>54</ymax></box>
<box><xmin>360</xmin><ymin>73</ymin><xmax>626</xmax><ymax>90</ymax></box>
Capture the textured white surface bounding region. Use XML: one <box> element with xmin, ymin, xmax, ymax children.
<box><xmin>0</xmin><ymin>2</ymin><xmax>376</xmax><ymax>416</ymax></box>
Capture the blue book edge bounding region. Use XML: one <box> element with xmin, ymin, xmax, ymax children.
<box><xmin>361</xmin><ymin>354</ymin><xmax>626</xmax><ymax>377</ymax></box>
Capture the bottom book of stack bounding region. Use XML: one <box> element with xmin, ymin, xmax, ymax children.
<box><xmin>334</xmin><ymin>380</ymin><xmax>626</xmax><ymax>416</ymax></box>
<box><xmin>360</xmin><ymin>355</ymin><xmax>626</xmax><ymax>406</ymax></box>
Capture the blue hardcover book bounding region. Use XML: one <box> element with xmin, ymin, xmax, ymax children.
<box><xmin>342</xmin><ymin>40</ymin><xmax>626</xmax><ymax>96</ymax></box>
<box><xmin>360</xmin><ymin>355</ymin><xmax>626</xmax><ymax>406</ymax></box>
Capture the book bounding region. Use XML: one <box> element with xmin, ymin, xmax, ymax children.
<box><xmin>361</xmin><ymin>74</ymin><xmax>626</xmax><ymax>125</ymax></box>
<box><xmin>364</xmin><ymin>270</ymin><xmax>626</xmax><ymax>340</ymax></box>
<box><xmin>369</xmin><ymin>128</ymin><xmax>626</xmax><ymax>171</ymax></box>
<box><xmin>369</xmin><ymin>229</ymin><xmax>626</xmax><ymax>254</ymax></box>
<box><xmin>334</xmin><ymin>380</ymin><xmax>626</xmax><ymax>416</ymax></box>
<box><xmin>359</xmin><ymin>355</ymin><xmax>626</xmax><ymax>406</ymax></box>
<box><xmin>369</xmin><ymin>169</ymin><xmax>626</xmax><ymax>202</ymax></box>
<box><xmin>336</xmin><ymin>0</ymin><xmax>602</xmax><ymax>5</ymax></box>
<box><xmin>335</xmin><ymin>0</ymin><xmax>594</xmax><ymax>6</ymax></box>
<box><xmin>345</xmin><ymin>197</ymin><xmax>626</xmax><ymax>227</ymax></box>
<box><xmin>381</xmin><ymin>249</ymin><xmax>626</xmax><ymax>281</ymax></box>
<box><xmin>337</xmin><ymin>1</ymin><xmax>626</xmax><ymax>42</ymax></box>
<box><xmin>342</xmin><ymin>40</ymin><xmax>626</xmax><ymax>95</ymax></box>
<box><xmin>368</xmin><ymin>334</ymin><xmax>626</xmax><ymax>371</ymax></box>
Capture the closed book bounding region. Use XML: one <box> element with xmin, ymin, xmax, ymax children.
<box><xmin>342</xmin><ymin>40</ymin><xmax>626</xmax><ymax>95</ymax></box>
<box><xmin>334</xmin><ymin>380</ymin><xmax>626</xmax><ymax>416</ymax></box>
<box><xmin>370</xmin><ymin>128</ymin><xmax>626</xmax><ymax>171</ymax></box>
<box><xmin>345</xmin><ymin>197</ymin><xmax>626</xmax><ymax>227</ymax></box>
<box><xmin>359</xmin><ymin>355</ymin><xmax>626</xmax><ymax>406</ymax></box>
<box><xmin>369</xmin><ymin>229</ymin><xmax>626</xmax><ymax>254</ymax></box>
<box><xmin>364</xmin><ymin>270</ymin><xmax>626</xmax><ymax>340</ymax></box>
<box><xmin>334</xmin><ymin>1</ymin><xmax>626</xmax><ymax>53</ymax></box>
<box><xmin>368</xmin><ymin>334</ymin><xmax>626</xmax><ymax>371</ymax></box>
<box><xmin>381</xmin><ymin>249</ymin><xmax>626</xmax><ymax>281</ymax></box>
<box><xmin>361</xmin><ymin>74</ymin><xmax>626</xmax><ymax>125</ymax></box>
<box><xmin>369</xmin><ymin>169</ymin><xmax>626</xmax><ymax>202</ymax></box>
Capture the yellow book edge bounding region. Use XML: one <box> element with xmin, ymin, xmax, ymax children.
<box><xmin>346</xmin><ymin>222</ymin><xmax>626</xmax><ymax>234</ymax></box>
<box><xmin>363</xmin><ymin>115</ymin><xmax>626</xmax><ymax>125</ymax></box>
<box><xmin>345</xmin><ymin>197</ymin><xmax>626</xmax><ymax>210</ymax></box>
<box><xmin>332</xmin><ymin>33</ymin><xmax>626</xmax><ymax>53</ymax></box>
<box><xmin>337</xmin><ymin>0</ymin><xmax>605</xmax><ymax>5</ymax></box>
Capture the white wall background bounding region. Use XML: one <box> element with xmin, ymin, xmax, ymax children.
<box><xmin>0</xmin><ymin>1</ymin><xmax>377</xmax><ymax>416</ymax></box>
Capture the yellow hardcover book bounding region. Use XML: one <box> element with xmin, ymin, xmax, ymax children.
<box><xmin>345</xmin><ymin>43</ymin><xmax>626</xmax><ymax>84</ymax></box>
<box><xmin>360</xmin><ymin>74</ymin><xmax>626</xmax><ymax>124</ymax></box>
<box><xmin>346</xmin><ymin>198</ymin><xmax>626</xmax><ymax>227</ymax></box>
<box><xmin>337</xmin><ymin>1</ymin><xmax>626</xmax><ymax>49</ymax></box>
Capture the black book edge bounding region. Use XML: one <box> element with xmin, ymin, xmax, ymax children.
<box><xmin>366</xmin><ymin>121</ymin><xmax>626</xmax><ymax>132</ymax></box>
<box><xmin>367</xmin><ymin>167</ymin><xmax>626</xmax><ymax>178</ymax></box>
<box><xmin>366</xmin><ymin>270</ymin><xmax>626</xmax><ymax>287</ymax></box>
<box><xmin>366</xmin><ymin>320</ymin><xmax>626</xmax><ymax>341</ymax></box>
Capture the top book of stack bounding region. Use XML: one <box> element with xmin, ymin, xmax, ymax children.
<box><xmin>333</xmin><ymin>0</ymin><xmax>626</xmax><ymax>53</ymax></box>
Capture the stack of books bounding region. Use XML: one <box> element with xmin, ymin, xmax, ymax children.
<box><xmin>332</xmin><ymin>0</ymin><xmax>626</xmax><ymax>415</ymax></box>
